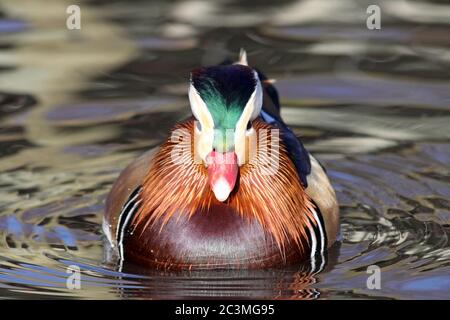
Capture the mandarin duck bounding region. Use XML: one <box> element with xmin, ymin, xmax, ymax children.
<box><xmin>103</xmin><ymin>50</ymin><xmax>339</xmax><ymax>270</ymax></box>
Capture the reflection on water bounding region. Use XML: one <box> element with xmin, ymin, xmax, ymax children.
<box><xmin>1</xmin><ymin>0</ymin><xmax>450</xmax><ymax>299</ymax></box>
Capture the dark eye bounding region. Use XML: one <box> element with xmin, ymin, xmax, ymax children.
<box><xmin>195</xmin><ymin>121</ymin><xmax>202</xmax><ymax>132</ymax></box>
<box><xmin>246</xmin><ymin>121</ymin><xmax>252</xmax><ymax>131</ymax></box>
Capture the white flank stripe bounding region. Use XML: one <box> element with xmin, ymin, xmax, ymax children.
<box><xmin>310</xmin><ymin>208</ymin><xmax>326</xmax><ymax>273</ymax></box>
<box><xmin>118</xmin><ymin>199</ymin><xmax>142</xmax><ymax>270</ymax></box>
<box><xmin>115</xmin><ymin>191</ymin><xmax>140</xmax><ymax>242</ymax></box>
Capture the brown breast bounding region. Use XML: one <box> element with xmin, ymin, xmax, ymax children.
<box><xmin>122</xmin><ymin>118</ymin><xmax>316</xmax><ymax>270</ymax></box>
<box><xmin>123</xmin><ymin>202</ymin><xmax>307</xmax><ymax>269</ymax></box>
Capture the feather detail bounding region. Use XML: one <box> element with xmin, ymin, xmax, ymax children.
<box><xmin>263</xmin><ymin>79</ymin><xmax>277</xmax><ymax>85</ymax></box>
<box><xmin>131</xmin><ymin>118</ymin><xmax>317</xmax><ymax>257</ymax></box>
<box><xmin>237</xmin><ymin>48</ymin><xmax>248</xmax><ymax>66</ymax></box>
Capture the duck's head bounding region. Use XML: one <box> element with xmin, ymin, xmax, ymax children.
<box><xmin>188</xmin><ymin>64</ymin><xmax>263</xmax><ymax>202</ymax></box>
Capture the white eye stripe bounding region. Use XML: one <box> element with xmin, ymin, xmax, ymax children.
<box><xmin>250</xmin><ymin>73</ymin><xmax>263</xmax><ymax>120</ymax></box>
<box><xmin>235</xmin><ymin>71</ymin><xmax>262</xmax><ymax>165</ymax></box>
<box><xmin>189</xmin><ymin>84</ymin><xmax>215</xmax><ymax>163</ymax></box>
<box><xmin>235</xmin><ymin>72</ymin><xmax>262</xmax><ymax>131</ymax></box>
<box><xmin>188</xmin><ymin>84</ymin><xmax>214</xmax><ymax>130</ymax></box>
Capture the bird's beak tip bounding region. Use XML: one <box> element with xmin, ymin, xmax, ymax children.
<box><xmin>206</xmin><ymin>151</ymin><xmax>238</xmax><ymax>202</ymax></box>
<box><xmin>212</xmin><ymin>178</ymin><xmax>233</xmax><ymax>202</ymax></box>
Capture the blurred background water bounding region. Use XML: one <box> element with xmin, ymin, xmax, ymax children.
<box><xmin>0</xmin><ymin>0</ymin><xmax>450</xmax><ymax>299</ymax></box>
